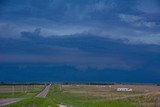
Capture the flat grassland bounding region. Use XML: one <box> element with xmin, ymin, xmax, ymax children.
<box><xmin>0</xmin><ymin>85</ymin><xmax>44</xmax><ymax>98</ymax></box>
<box><xmin>0</xmin><ymin>84</ymin><xmax>160</xmax><ymax>107</ymax></box>
<box><xmin>61</xmin><ymin>84</ymin><xmax>160</xmax><ymax>107</ymax></box>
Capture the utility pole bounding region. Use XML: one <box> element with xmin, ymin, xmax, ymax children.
<box><xmin>12</xmin><ymin>85</ymin><xmax>15</xmax><ymax>96</ymax></box>
<box><xmin>21</xmin><ymin>85</ymin><xmax>24</xmax><ymax>92</ymax></box>
<box><xmin>60</xmin><ymin>84</ymin><xmax>62</xmax><ymax>91</ymax></box>
<box><xmin>25</xmin><ymin>84</ymin><xmax>28</xmax><ymax>93</ymax></box>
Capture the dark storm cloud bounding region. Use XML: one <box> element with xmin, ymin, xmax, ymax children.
<box><xmin>0</xmin><ymin>0</ymin><xmax>160</xmax><ymax>44</ymax></box>
<box><xmin>0</xmin><ymin>0</ymin><xmax>160</xmax><ymax>82</ymax></box>
<box><xmin>0</xmin><ymin>29</ymin><xmax>160</xmax><ymax>71</ymax></box>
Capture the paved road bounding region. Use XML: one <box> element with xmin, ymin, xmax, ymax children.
<box><xmin>0</xmin><ymin>98</ymin><xmax>24</xmax><ymax>107</ymax></box>
<box><xmin>0</xmin><ymin>84</ymin><xmax>51</xmax><ymax>106</ymax></box>
<box><xmin>36</xmin><ymin>84</ymin><xmax>51</xmax><ymax>98</ymax></box>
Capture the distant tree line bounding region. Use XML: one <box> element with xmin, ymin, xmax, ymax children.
<box><xmin>157</xmin><ymin>83</ymin><xmax>160</xmax><ymax>86</ymax></box>
<box><xmin>1</xmin><ymin>81</ymin><xmax>159</xmax><ymax>85</ymax></box>
<box><xmin>0</xmin><ymin>82</ymin><xmax>115</xmax><ymax>85</ymax></box>
<box><xmin>60</xmin><ymin>82</ymin><xmax>115</xmax><ymax>85</ymax></box>
<box><xmin>0</xmin><ymin>82</ymin><xmax>45</xmax><ymax>85</ymax></box>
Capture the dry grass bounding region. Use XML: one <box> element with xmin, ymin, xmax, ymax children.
<box><xmin>62</xmin><ymin>84</ymin><xmax>160</xmax><ymax>107</ymax></box>
<box><xmin>62</xmin><ymin>84</ymin><xmax>160</xmax><ymax>99</ymax></box>
<box><xmin>0</xmin><ymin>85</ymin><xmax>44</xmax><ymax>93</ymax></box>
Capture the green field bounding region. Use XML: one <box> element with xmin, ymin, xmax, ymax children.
<box><xmin>49</xmin><ymin>85</ymin><xmax>136</xmax><ymax>107</ymax></box>
<box><xmin>1</xmin><ymin>84</ymin><xmax>159</xmax><ymax>107</ymax></box>
<box><xmin>7</xmin><ymin>98</ymin><xmax>57</xmax><ymax>107</ymax></box>
<box><xmin>0</xmin><ymin>85</ymin><xmax>44</xmax><ymax>98</ymax></box>
<box><xmin>8</xmin><ymin>85</ymin><xmax>136</xmax><ymax>107</ymax></box>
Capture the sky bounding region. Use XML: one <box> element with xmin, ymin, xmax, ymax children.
<box><xmin>0</xmin><ymin>0</ymin><xmax>160</xmax><ymax>83</ymax></box>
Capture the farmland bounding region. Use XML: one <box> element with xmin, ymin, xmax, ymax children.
<box><xmin>60</xmin><ymin>84</ymin><xmax>160</xmax><ymax>107</ymax></box>
<box><xmin>0</xmin><ymin>84</ymin><xmax>45</xmax><ymax>98</ymax></box>
<box><xmin>0</xmin><ymin>84</ymin><xmax>160</xmax><ymax>107</ymax></box>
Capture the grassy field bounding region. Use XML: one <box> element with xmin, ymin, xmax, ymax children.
<box><xmin>7</xmin><ymin>98</ymin><xmax>58</xmax><ymax>107</ymax></box>
<box><xmin>0</xmin><ymin>85</ymin><xmax>44</xmax><ymax>98</ymax></box>
<box><xmin>60</xmin><ymin>84</ymin><xmax>160</xmax><ymax>107</ymax></box>
<box><xmin>7</xmin><ymin>85</ymin><xmax>58</xmax><ymax>107</ymax></box>
<box><xmin>1</xmin><ymin>84</ymin><xmax>160</xmax><ymax>107</ymax></box>
<box><xmin>49</xmin><ymin>85</ymin><xmax>136</xmax><ymax>107</ymax></box>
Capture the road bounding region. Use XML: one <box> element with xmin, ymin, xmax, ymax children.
<box><xmin>0</xmin><ymin>84</ymin><xmax>51</xmax><ymax>106</ymax></box>
<box><xmin>36</xmin><ymin>84</ymin><xmax>51</xmax><ymax>98</ymax></box>
<box><xmin>0</xmin><ymin>98</ymin><xmax>24</xmax><ymax>107</ymax></box>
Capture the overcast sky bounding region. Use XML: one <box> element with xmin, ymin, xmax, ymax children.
<box><xmin>0</xmin><ymin>0</ymin><xmax>160</xmax><ymax>44</ymax></box>
<box><xmin>0</xmin><ymin>0</ymin><xmax>160</xmax><ymax>82</ymax></box>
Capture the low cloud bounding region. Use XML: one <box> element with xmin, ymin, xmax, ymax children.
<box><xmin>21</xmin><ymin>28</ymin><xmax>42</xmax><ymax>39</ymax></box>
<box><xmin>0</xmin><ymin>53</ymin><xmax>131</xmax><ymax>70</ymax></box>
<box><xmin>137</xmin><ymin>0</ymin><xmax>160</xmax><ymax>14</ymax></box>
<box><xmin>0</xmin><ymin>33</ymin><xmax>160</xmax><ymax>71</ymax></box>
<box><xmin>119</xmin><ymin>14</ymin><xmax>157</xmax><ymax>28</ymax></box>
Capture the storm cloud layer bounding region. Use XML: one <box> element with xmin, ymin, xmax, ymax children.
<box><xmin>0</xmin><ymin>0</ymin><xmax>160</xmax><ymax>82</ymax></box>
